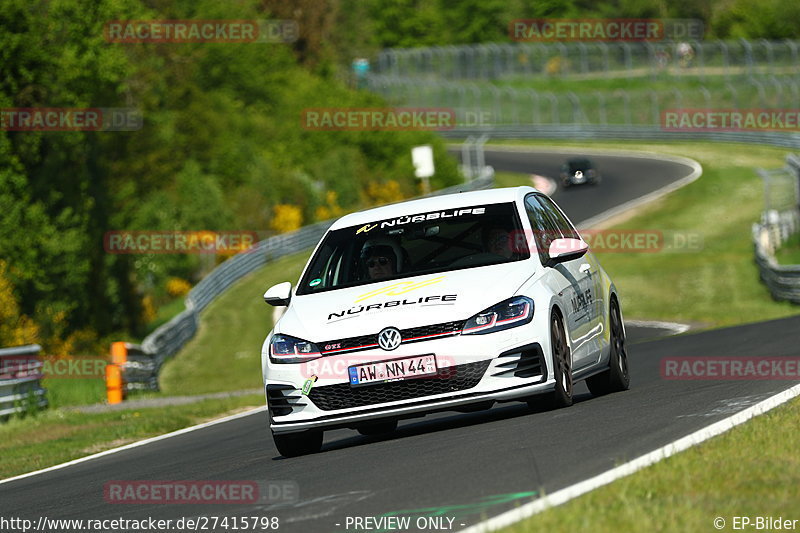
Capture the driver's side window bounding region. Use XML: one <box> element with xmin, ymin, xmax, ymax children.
<box><xmin>525</xmin><ymin>195</ymin><xmax>562</xmax><ymax>264</ymax></box>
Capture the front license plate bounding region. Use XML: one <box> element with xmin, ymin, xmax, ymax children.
<box><xmin>348</xmin><ymin>355</ymin><xmax>437</xmax><ymax>387</ymax></box>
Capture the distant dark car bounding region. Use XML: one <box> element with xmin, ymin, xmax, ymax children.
<box><xmin>560</xmin><ymin>158</ymin><xmax>601</xmax><ymax>187</ymax></box>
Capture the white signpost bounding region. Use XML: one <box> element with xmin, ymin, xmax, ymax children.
<box><xmin>412</xmin><ymin>145</ymin><xmax>434</xmax><ymax>194</ymax></box>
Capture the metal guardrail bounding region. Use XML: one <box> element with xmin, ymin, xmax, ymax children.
<box><xmin>123</xmin><ymin>173</ymin><xmax>495</xmax><ymax>391</ymax></box>
<box><xmin>0</xmin><ymin>344</ymin><xmax>48</xmax><ymax>419</ymax></box>
<box><xmin>752</xmin><ymin>156</ymin><xmax>800</xmax><ymax>304</ymax></box>
<box><xmin>374</xmin><ymin>39</ymin><xmax>800</xmax><ymax>81</ymax></box>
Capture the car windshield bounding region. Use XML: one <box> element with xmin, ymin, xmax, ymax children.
<box><xmin>568</xmin><ymin>159</ymin><xmax>592</xmax><ymax>172</ymax></box>
<box><xmin>296</xmin><ymin>202</ymin><xmax>529</xmax><ymax>295</ymax></box>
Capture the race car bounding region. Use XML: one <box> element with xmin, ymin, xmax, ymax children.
<box><xmin>560</xmin><ymin>157</ymin><xmax>601</xmax><ymax>187</ymax></box>
<box><xmin>261</xmin><ymin>186</ymin><xmax>629</xmax><ymax>457</ymax></box>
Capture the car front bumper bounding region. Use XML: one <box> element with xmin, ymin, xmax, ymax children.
<box><xmin>264</xmin><ymin>328</ymin><xmax>555</xmax><ymax>434</ymax></box>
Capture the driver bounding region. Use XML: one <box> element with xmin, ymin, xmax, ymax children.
<box><xmin>482</xmin><ymin>226</ymin><xmax>513</xmax><ymax>259</ymax></box>
<box><xmin>360</xmin><ymin>241</ymin><xmax>404</xmax><ymax>280</ymax></box>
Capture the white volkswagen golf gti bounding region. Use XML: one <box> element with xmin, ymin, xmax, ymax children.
<box><xmin>262</xmin><ymin>186</ymin><xmax>629</xmax><ymax>456</ymax></box>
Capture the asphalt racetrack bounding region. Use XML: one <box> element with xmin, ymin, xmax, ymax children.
<box><xmin>2</xmin><ymin>149</ymin><xmax>798</xmax><ymax>533</ymax></box>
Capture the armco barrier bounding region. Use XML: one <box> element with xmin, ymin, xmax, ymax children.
<box><xmin>115</xmin><ymin>173</ymin><xmax>495</xmax><ymax>395</ymax></box>
<box><xmin>753</xmin><ymin>243</ymin><xmax>800</xmax><ymax>303</ymax></box>
<box><xmin>0</xmin><ymin>344</ymin><xmax>48</xmax><ymax>419</ymax></box>
<box><xmin>752</xmin><ymin>155</ymin><xmax>800</xmax><ymax>303</ymax></box>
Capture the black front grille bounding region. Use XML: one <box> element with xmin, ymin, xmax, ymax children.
<box><xmin>402</xmin><ymin>321</ymin><xmax>465</xmax><ymax>343</ymax></box>
<box><xmin>320</xmin><ymin>320</ymin><xmax>465</xmax><ymax>354</ymax></box>
<box><xmin>307</xmin><ymin>360</ymin><xmax>491</xmax><ymax>411</ymax></box>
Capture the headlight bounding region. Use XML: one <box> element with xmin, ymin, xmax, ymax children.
<box><xmin>462</xmin><ymin>296</ymin><xmax>534</xmax><ymax>335</ymax></box>
<box><xmin>269</xmin><ymin>334</ymin><xmax>322</xmax><ymax>363</ymax></box>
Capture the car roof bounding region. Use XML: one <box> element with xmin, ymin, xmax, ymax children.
<box><xmin>329</xmin><ymin>186</ymin><xmax>537</xmax><ymax>230</ymax></box>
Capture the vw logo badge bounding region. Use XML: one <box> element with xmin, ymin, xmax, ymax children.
<box><xmin>378</xmin><ymin>327</ymin><xmax>402</xmax><ymax>351</ymax></box>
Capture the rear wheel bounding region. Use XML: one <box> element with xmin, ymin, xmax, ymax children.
<box><xmin>586</xmin><ymin>298</ymin><xmax>630</xmax><ymax>396</ymax></box>
<box><xmin>356</xmin><ymin>419</ymin><xmax>398</xmax><ymax>436</ymax></box>
<box><xmin>272</xmin><ymin>430</ymin><xmax>323</xmax><ymax>457</ymax></box>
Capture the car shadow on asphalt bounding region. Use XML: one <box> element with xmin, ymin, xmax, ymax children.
<box><xmin>273</xmin><ymin>390</ymin><xmax>596</xmax><ymax>458</ymax></box>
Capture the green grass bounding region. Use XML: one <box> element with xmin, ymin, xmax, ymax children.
<box><xmin>776</xmin><ymin>232</ymin><xmax>800</xmax><ymax>266</ymax></box>
<box><xmin>158</xmin><ymin>251</ymin><xmax>312</xmax><ymax>395</ymax></box>
<box><xmin>42</xmin><ymin>378</ymin><xmax>106</xmax><ymax>408</ymax></box>
<box><xmin>0</xmin><ymin>394</ymin><xmax>263</xmax><ymax>479</ymax></box>
<box><xmin>503</xmin><ymin>395</ymin><xmax>800</xmax><ymax>533</ymax></box>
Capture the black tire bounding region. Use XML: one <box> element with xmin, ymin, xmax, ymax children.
<box><xmin>586</xmin><ymin>298</ymin><xmax>630</xmax><ymax>396</ymax></box>
<box><xmin>356</xmin><ymin>419</ymin><xmax>398</xmax><ymax>436</ymax></box>
<box><xmin>529</xmin><ymin>312</ymin><xmax>573</xmax><ymax>410</ymax></box>
<box><xmin>272</xmin><ymin>430</ymin><xmax>323</xmax><ymax>457</ymax></box>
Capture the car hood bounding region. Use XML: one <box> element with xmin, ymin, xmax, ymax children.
<box><xmin>277</xmin><ymin>262</ymin><xmax>536</xmax><ymax>342</ymax></box>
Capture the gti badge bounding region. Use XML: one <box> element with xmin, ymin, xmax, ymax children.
<box><xmin>378</xmin><ymin>327</ymin><xmax>402</xmax><ymax>351</ymax></box>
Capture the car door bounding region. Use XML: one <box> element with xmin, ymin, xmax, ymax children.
<box><xmin>524</xmin><ymin>194</ymin><xmax>595</xmax><ymax>369</ymax></box>
<box><xmin>536</xmin><ymin>194</ymin><xmax>605</xmax><ymax>364</ymax></box>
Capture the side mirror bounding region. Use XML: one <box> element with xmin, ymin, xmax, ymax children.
<box><xmin>548</xmin><ymin>238</ymin><xmax>588</xmax><ymax>265</ymax></box>
<box><xmin>263</xmin><ymin>281</ymin><xmax>292</xmax><ymax>306</ymax></box>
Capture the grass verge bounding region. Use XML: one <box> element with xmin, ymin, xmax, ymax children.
<box><xmin>503</xmin><ymin>394</ymin><xmax>800</xmax><ymax>533</ymax></box>
<box><xmin>158</xmin><ymin>251</ymin><xmax>312</xmax><ymax>395</ymax></box>
<box><xmin>776</xmin><ymin>232</ymin><xmax>800</xmax><ymax>266</ymax></box>
<box><xmin>0</xmin><ymin>394</ymin><xmax>263</xmax><ymax>480</ymax></box>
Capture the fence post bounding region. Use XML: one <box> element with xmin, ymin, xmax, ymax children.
<box><xmin>461</xmin><ymin>136</ymin><xmax>475</xmax><ymax>179</ymax></box>
<box><xmin>740</xmin><ymin>38</ymin><xmax>754</xmax><ymax>76</ymax></box>
<box><xmin>718</xmin><ymin>40</ymin><xmax>730</xmax><ymax>80</ymax></box>
<box><xmin>725</xmin><ymin>82</ymin><xmax>739</xmax><ymax>109</ymax></box>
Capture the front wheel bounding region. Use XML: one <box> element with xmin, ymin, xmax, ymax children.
<box><xmin>586</xmin><ymin>299</ymin><xmax>630</xmax><ymax>396</ymax></box>
<box><xmin>529</xmin><ymin>313</ymin><xmax>573</xmax><ymax>410</ymax></box>
<box><xmin>272</xmin><ymin>430</ymin><xmax>323</xmax><ymax>457</ymax></box>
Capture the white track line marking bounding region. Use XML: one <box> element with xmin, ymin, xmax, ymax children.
<box><xmin>461</xmin><ymin>383</ymin><xmax>800</xmax><ymax>533</ymax></box>
<box><xmin>626</xmin><ymin>319</ymin><xmax>691</xmax><ymax>335</ymax></box>
<box><xmin>0</xmin><ymin>406</ymin><xmax>266</xmax><ymax>485</ymax></box>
